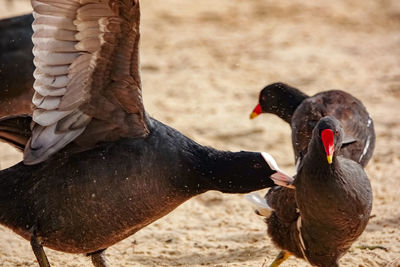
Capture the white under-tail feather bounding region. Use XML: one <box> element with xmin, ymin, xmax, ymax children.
<box><xmin>244</xmin><ymin>193</ymin><xmax>273</xmax><ymax>217</ymax></box>
<box><xmin>359</xmin><ymin>117</ymin><xmax>373</xmax><ymax>162</ymax></box>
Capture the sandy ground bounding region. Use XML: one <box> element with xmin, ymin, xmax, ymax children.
<box><xmin>0</xmin><ymin>0</ymin><xmax>400</xmax><ymax>266</ymax></box>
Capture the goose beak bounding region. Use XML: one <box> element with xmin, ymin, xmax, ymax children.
<box><xmin>250</xmin><ymin>104</ymin><xmax>262</xmax><ymax>119</ymax></box>
<box><xmin>261</xmin><ymin>152</ymin><xmax>295</xmax><ymax>189</ymax></box>
<box><xmin>271</xmin><ymin>171</ymin><xmax>295</xmax><ymax>189</ymax></box>
<box><xmin>321</xmin><ymin>129</ymin><xmax>334</xmax><ymax>164</ymax></box>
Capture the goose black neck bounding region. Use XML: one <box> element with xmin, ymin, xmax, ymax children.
<box><xmin>193</xmin><ymin>148</ymin><xmax>277</xmax><ymax>193</ymax></box>
<box><xmin>145</xmin><ymin>118</ymin><xmax>279</xmax><ymax>195</ymax></box>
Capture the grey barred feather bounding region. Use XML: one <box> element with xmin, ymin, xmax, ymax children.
<box><xmin>57</xmin><ymin>110</ymin><xmax>91</xmax><ymax>131</ymax></box>
<box><xmin>33</xmin><ymin>80</ymin><xmax>67</xmax><ymax>96</ymax></box>
<box><xmin>26</xmin><ymin>124</ymin><xmax>86</xmax><ymax>160</ymax></box>
<box><xmin>32</xmin><ymin>48</ymin><xmax>78</xmax><ymax>65</ymax></box>
<box><xmin>33</xmin><ymin>70</ymin><xmax>69</xmax><ymax>88</ymax></box>
<box><xmin>33</xmin><ymin>16</ymin><xmax>76</xmax><ymax>30</ymax></box>
<box><xmin>32</xmin><ymin>94</ymin><xmax>62</xmax><ymax>110</ymax></box>
<box><xmin>33</xmin><ymin>109</ymin><xmax>73</xmax><ymax>126</ymax></box>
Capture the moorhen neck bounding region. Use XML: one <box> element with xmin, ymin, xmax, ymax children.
<box><xmin>250</xmin><ymin>82</ymin><xmax>375</xmax><ymax>168</ymax></box>
<box><xmin>0</xmin><ymin>1</ymin><xmax>293</xmax><ymax>266</ymax></box>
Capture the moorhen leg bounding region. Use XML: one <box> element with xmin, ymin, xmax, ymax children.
<box><xmin>269</xmin><ymin>250</ymin><xmax>291</xmax><ymax>267</ymax></box>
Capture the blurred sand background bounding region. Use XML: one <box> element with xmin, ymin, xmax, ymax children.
<box><xmin>0</xmin><ymin>0</ymin><xmax>399</xmax><ymax>266</ymax></box>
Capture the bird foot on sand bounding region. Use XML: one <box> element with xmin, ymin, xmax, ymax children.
<box><xmin>269</xmin><ymin>250</ymin><xmax>291</xmax><ymax>267</ymax></box>
<box><xmin>356</xmin><ymin>245</ymin><xmax>389</xmax><ymax>252</ymax></box>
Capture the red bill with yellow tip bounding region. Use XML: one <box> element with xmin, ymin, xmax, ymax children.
<box><xmin>321</xmin><ymin>129</ymin><xmax>334</xmax><ymax>164</ymax></box>
<box><xmin>250</xmin><ymin>104</ymin><xmax>262</xmax><ymax>119</ymax></box>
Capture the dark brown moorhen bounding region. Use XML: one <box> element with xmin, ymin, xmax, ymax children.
<box><xmin>0</xmin><ymin>14</ymin><xmax>35</xmax><ymax>117</ymax></box>
<box><xmin>247</xmin><ymin>116</ymin><xmax>373</xmax><ymax>267</ymax></box>
<box><xmin>250</xmin><ymin>82</ymin><xmax>375</xmax><ymax>168</ymax></box>
<box><xmin>0</xmin><ymin>1</ymin><xmax>294</xmax><ymax>266</ymax></box>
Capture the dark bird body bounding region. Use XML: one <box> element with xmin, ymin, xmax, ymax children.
<box><xmin>293</xmin><ymin>153</ymin><xmax>372</xmax><ymax>266</ymax></box>
<box><xmin>0</xmin><ymin>117</ymin><xmax>279</xmax><ymax>255</ymax></box>
<box><xmin>249</xmin><ymin>83</ymin><xmax>375</xmax><ymax>266</ymax></box>
<box><xmin>0</xmin><ymin>2</ymin><xmax>293</xmax><ymax>265</ymax></box>
<box><xmin>0</xmin><ymin>14</ymin><xmax>34</xmax><ymax>117</ymax></box>
<box><xmin>251</xmin><ymin>83</ymin><xmax>375</xmax><ymax>168</ymax></box>
<box><xmin>261</xmin><ymin>117</ymin><xmax>373</xmax><ymax>266</ymax></box>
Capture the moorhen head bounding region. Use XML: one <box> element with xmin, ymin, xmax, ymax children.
<box><xmin>311</xmin><ymin>115</ymin><xmax>344</xmax><ymax>165</ymax></box>
<box><xmin>250</xmin><ymin>82</ymin><xmax>308</xmax><ymax>123</ymax></box>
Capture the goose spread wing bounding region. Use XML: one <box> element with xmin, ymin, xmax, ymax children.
<box><xmin>24</xmin><ymin>0</ymin><xmax>148</xmax><ymax>164</ymax></box>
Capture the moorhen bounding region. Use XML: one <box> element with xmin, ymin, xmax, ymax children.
<box><xmin>247</xmin><ymin>116</ymin><xmax>373</xmax><ymax>266</ymax></box>
<box><xmin>250</xmin><ymin>82</ymin><xmax>375</xmax><ymax>168</ymax></box>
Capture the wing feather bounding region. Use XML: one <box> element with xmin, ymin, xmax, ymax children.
<box><xmin>33</xmin><ymin>15</ymin><xmax>76</xmax><ymax>31</ymax></box>
<box><xmin>24</xmin><ymin>0</ymin><xmax>148</xmax><ymax>165</ymax></box>
<box><xmin>34</xmin><ymin>58</ymin><xmax>70</xmax><ymax>75</ymax></box>
<box><xmin>33</xmin><ymin>109</ymin><xmax>73</xmax><ymax>126</ymax></box>
<box><xmin>33</xmin><ymin>80</ymin><xmax>67</xmax><ymax>96</ymax></box>
<box><xmin>32</xmin><ymin>94</ymin><xmax>62</xmax><ymax>110</ymax></box>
